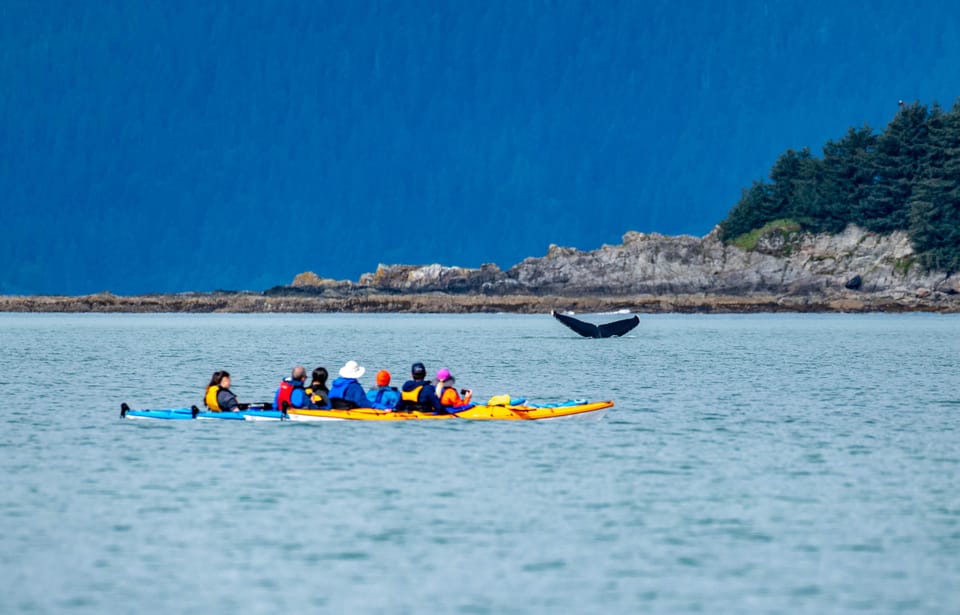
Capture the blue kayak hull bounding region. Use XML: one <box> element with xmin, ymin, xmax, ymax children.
<box><xmin>120</xmin><ymin>404</ymin><xmax>286</xmax><ymax>421</ymax></box>
<box><xmin>123</xmin><ymin>407</ymin><xmax>195</xmax><ymax>420</ymax></box>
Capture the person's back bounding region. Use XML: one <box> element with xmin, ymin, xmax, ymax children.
<box><xmin>306</xmin><ymin>366</ymin><xmax>330</xmax><ymax>409</ymax></box>
<box><xmin>366</xmin><ymin>370</ymin><xmax>399</xmax><ymax>409</ymax></box>
<box><xmin>329</xmin><ymin>360</ymin><xmax>368</xmax><ymax>409</ymax></box>
<box><xmin>274</xmin><ymin>366</ymin><xmax>309</xmax><ymax>410</ymax></box>
<box><xmin>395</xmin><ymin>362</ymin><xmax>446</xmax><ymax>413</ymax></box>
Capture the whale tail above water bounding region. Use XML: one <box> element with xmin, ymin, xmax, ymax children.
<box><xmin>551</xmin><ymin>311</ymin><xmax>639</xmax><ymax>338</ymax></box>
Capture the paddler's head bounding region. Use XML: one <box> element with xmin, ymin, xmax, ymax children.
<box><xmin>411</xmin><ymin>362</ymin><xmax>426</xmax><ymax>380</ymax></box>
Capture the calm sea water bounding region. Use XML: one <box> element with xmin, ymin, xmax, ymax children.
<box><xmin>1</xmin><ymin>313</ymin><xmax>959</xmax><ymax>614</ymax></box>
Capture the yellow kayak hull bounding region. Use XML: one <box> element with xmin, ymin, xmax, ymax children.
<box><xmin>286</xmin><ymin>400</ymin><xmax>613</xmax><ymax>422</ymax></box>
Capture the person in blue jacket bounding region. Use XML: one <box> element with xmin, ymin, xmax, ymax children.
<box><xmin>395</xmin><ymin>362</ymin><xmax>446</xmax><ymax>413</ymax></box>
<box><xmin>329</xmin><ymin>360</ymin><xmax>368</xmax><ymax>409</ymax></box>
<box><xmin>366</xmin><ymin>370</ymin><xmax>400</xmax><ymax>409</ymax></box>
<box><xmin>274</xmin><ymin>365</ymin><xmax>309</xmax><ymax>410</ymax></box>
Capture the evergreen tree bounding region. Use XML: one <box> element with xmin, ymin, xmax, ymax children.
<box><xmin>768</xmin><ymin>147</ymin><xmax>814</xmax><ymax>213</ymax></box>
<box><xmin>859</xmin><ymin>102</ymin><xmax>936</xmax><ymax>233</ymax></box>
<box><xmin>719</xmin><ymin>180</ymin><xmax>776</xmax><ymax>239</ymax></box>
<box><xmin>813</xmin><ymin>126</ymin><xmax>878</xmax><ymax>233</ymax></box>
<box><xmin>909</xmin><ymin>101</ymin><xmax>960</xmax><ymax>272</ymax></box>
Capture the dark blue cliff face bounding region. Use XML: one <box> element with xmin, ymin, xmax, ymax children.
<box><xmin>2</xmin><ymin>1</ymin><xmax>957</xmax><ymax>294</ymax></box>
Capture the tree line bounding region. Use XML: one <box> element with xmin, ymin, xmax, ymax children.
<box><xmin>719</xmin><ymin>99</ymin><xmax>960</xmax><ymax>273</ymax></box>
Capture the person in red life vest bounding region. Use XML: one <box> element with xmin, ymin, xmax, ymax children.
<box><xmin>329</xmin><ymin>360</ymin><xmax>368</xmax><ymax>409</ymax></box>
<box><xmin>274</xmin><ymin>365</ymin><xmax>309</xmax><ymax>410</ymax></box>
<box><xmin>366</xmin><ymin>369</ymin><xmax>400</xmax><ymax>409</ymax></box>
<box><xmin>205</xmin><ymin>370</ymin><xmax>240</xmax><ymax>412</ymax></box>
<box><xmin>396</xmin><ymin>362</ymin><xmax>446</xmax><ymax>413</ymax></box>
<box><xmin>435</xmin><ymin>368</ymin><xmax>472</xmax><ymax>408</ymax></box>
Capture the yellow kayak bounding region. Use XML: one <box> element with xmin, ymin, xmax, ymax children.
<box><xmin>286</xmin><ymin>400</ymin><xmax>613</xmax><ymax>422</ymax></box>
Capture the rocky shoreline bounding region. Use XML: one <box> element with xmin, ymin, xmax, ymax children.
<box><xmin>3</xmin><ymin>225</ymin><xmax>959</xmax><ymax>313</ymax></box>
<box><xmin>1</xmin><ymin>290</ymin><xmax>958</xmax><ymax>314</ymax></box>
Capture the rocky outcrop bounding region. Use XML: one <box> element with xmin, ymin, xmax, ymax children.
<box><xmin>358</xmin><ymin>263</ymin><xmax>508</xmax><ymax>293</ymax></box>
<box><xmin>350</xmin><ymin>225</ymin><xmax>958</xmax><ymax>302</ymax></box>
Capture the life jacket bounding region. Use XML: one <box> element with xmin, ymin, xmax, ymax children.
<box><xmin>205</xmin><ymin>385</ymin><xmax>222</xmax><ymax>411</ymax></box>
<box><xmin>398</xmin><ymin>384</ymin><xmax>427</xmax><ymax>411</ymax></box>
<box><xmin>368</xmin><ymin>386</ymin><xmax>399</xmax><ymax>409</ymax></box>
<box><xmin>305</xmin><ymin>385</ymin><xmax>328</xmax><ymax>408</ymax></box>
<box><xmin>401</xmin><ymin>384</ymin><xmax>423</xmax><ymax>403</ymax></box>
<box><xmin>440</xmin><ymin>386</ymin><xmax>467</xmax><ymax>407</ymax></box>
<box><xmin>275</xmin><ymin>378</ymin><xmax>305</xmax><ymax>410</ymax></box>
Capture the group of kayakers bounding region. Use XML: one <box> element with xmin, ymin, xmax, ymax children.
<box><xmin>204</xmin><ymin>361</ymin><xmax>473</xmax><ymax>414</ymax></box>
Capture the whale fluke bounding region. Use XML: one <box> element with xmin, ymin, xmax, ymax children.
<box><xmin>551</xmin><ymin>311</ymin><xmax>639</xmax><ymax>338</ymax></box>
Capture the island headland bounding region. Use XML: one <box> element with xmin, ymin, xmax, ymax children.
<box><xmin>2</xmin><ymin>224</ymin><xmax>958</xmax><ymax>313</ymax></box>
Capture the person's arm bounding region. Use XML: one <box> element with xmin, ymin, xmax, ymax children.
<box><xmin>291</xmin><ymin>387</ymin><xmax>308</xmax><ymax>408</ymax></box>
<box><xmin>218</xmin><ymin>389</ymin><xmax>239</xmax><ymax>412</ymax></box>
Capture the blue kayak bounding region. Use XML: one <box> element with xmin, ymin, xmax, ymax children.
<box><xmin>120</xmin><ymin>403</ymin><xmax>287</xmax><ymax>421</ymax></box>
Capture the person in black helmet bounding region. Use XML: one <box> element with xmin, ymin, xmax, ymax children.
<box><xmin>395</xmin><ymin>362</ymin><xmax>446</xmax><ymax>413</ymax></box>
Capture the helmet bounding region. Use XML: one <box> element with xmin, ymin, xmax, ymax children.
<box><xmin>411</xmin><ymin>362</ymin><xmax>426</xmax><ymax>379</ymax></box>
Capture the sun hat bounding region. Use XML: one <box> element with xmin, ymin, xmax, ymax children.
<box><xmin>339</xmin><ymin>360</ymin><xmax>365</xmax><ymax>379</ymax></box>
<box><xmin>436</xmin><ymin>368</ymin><xmax>452</xmax><ymax>382</ymax></box>
<box><xmin>376</xmin><ymin>370</ymin><xmax>391</xmax><ymax>386</ymax></box>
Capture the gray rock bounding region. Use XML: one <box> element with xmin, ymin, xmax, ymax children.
<box><xmin>284</xmin><ymin>224</ymin><xmax>958</xmax><ymax>306</ymax></box>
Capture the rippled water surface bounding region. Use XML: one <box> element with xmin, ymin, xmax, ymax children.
<box><xmin>1</xmin><ymin>313</ymin><xmax>959</xmax><ymax>613</ymax></box>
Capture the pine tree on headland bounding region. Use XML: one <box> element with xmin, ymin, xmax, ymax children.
<box><xmin>858</xmin><ymin>101</ymin><xmax>937</xmax><ymax>233</ymax></box>
<box><xmin>813</xmin><ymin>126</ymin><xmax>878</xmax><ymax>234</ymax></box>
<box><xmin>908</xmin><ymin>101</ymin><xmax>960</xmax><ymax>273</ymax></box>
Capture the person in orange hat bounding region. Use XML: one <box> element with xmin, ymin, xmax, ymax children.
<box><xmin>366</xmin><ymin>369</ymin><xmax>400</xmax><ymax>409</ymax></box>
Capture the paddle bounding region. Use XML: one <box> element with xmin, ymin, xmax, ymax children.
<box><xmin>238</xmin><ymin>402</ymin><xmax>273</xmax><ymax>410</ymax></box>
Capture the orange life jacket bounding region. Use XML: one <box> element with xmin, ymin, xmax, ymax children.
<box><xmin>440</xmin><ymin>386</ymin><xmax>471</xmax><ymax>407</ymax></box>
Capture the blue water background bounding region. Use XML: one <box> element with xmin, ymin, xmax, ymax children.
<box><xmin>1</xmin><ymin>313</ymin><xmax>958</xmax><ymax>613</ymax></box>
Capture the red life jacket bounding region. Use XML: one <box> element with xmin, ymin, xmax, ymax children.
<box><xmin>274</xmin><ymin>379</ymin><xmax>303</xmax><ymax>410</ymax></box>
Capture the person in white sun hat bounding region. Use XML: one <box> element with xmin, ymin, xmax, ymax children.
<box><xmin>329</xmin><ymin>360</ymin><xmax>368</xmax><ymax>409</ymax></box>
